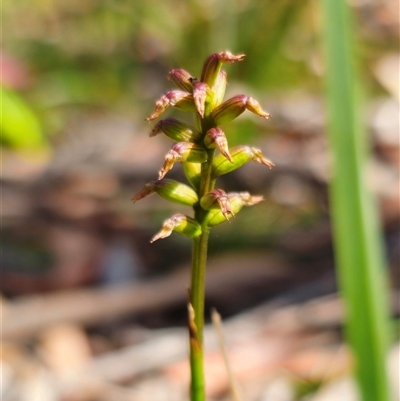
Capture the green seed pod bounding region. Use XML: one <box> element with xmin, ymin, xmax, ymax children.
<box><xmin>159</xmin><ymin>142</ymin><xmax>207</xmax><ymax>179</ymax></box>
<box><xmin>210</xmin><ymin>95</ymin><xmax>271</xmax><ymax>126</ymax></box>
<box><xmin>204</xmin><ymin>128</ymin><xmax>232</xmax><ymax>162</ymax></box>
<box><xmin>133</xmin><ymin>179</ymin><xmax>198</xmax><ymax>206</ymax></box>
<box><xmin>151</xmin><ymin>118</ymin><xmax>202</xmax><ymax>143</ymax></box>
<box><xmin>155</xmin><ymin>179</ymin><xmax>198</xmax><ymax>206</ymax></box>
<box><xmin>210</xmin><ymin>70</ymin><xmax>227</xmax><ymax>109</ymax></box>
<box><xmin>146</xmin><ymin>90</ymin><xmax>196</xmax><ymax>121</ymax></box>
<box><xmin>212</xmin><ymin>145</ymin><xmax>274</xmax><ymax>177</ymax></box>
<box><xmin>200</xmin><ymin>51</ymin><xmax>245</xmax><ymax>89</ymax></box>
<box><xmin>210</xmin><ymin>95</ymin><xmax>247</xmax><ymax>125</ymax></box>
<box><xmin>205</xmin><ymin>192</ymin><xmax>263</xmax><ymax>227</ymax></box>
<box><xmin>183</xmin><ymin>162</ymin><xmax>202</xmax><ymax>189</ymax></box>
<box><xmin>150</xmin><ymin>213</ymin><xmax>202</xmax><ymax>243</ymax></box>
<box><xmin>168</xmin><ymin>69</ymin><xmax>195</xmax><ymax>92</ymax></box>
<box><xmin>200</xmin><ymin>189</ymin><xmax>234</xmax><ymax>221</ymax></box>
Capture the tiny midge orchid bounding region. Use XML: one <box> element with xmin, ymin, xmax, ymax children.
<box><xmin>133</xmin><ymin>51</ymin><xmax>273</xmax><ymax>401</ymax></box>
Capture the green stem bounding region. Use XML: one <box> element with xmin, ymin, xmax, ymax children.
<box><xmin>189</xmin><ymin>232</ymin><xmax>208</xmax><ymax>401</ymax></box>
<box><xmin>189</xmin><ymin>148</ymin><xmax>215</xmax><ymax>401</ymax></box>
<box><xmin>191</xmin><ymin>230</ymin><xmax>210</xmax><ymax>341</ymax></box>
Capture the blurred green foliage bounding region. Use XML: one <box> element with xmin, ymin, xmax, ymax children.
<box><xmin>3</xmin><ymin>0</ymin><xmax>315</xmax><ymax>147</ymax></box>
<box><xmin>3</xmin><ymin>0</ymin><xmax>396</xmax><ymax>148</ymax></box>
<box><xmin>1</xmin><ymin>87</ymin><xmax>48</xmax><ymax>149</ymax></box>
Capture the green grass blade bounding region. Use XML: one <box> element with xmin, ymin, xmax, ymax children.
<box><xmin>320</xmin><ymin>1</ymin><xmax>391</xmax><ymax>401</ymax></box>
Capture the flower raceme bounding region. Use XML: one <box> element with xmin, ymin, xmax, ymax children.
<box><xmin>134</xmin><ymin>51</ymin><xmax>274</xmax><ymax>242</ymax></box>
<box><xmin>134</xmin><ymin>50</ymin><xmax>275</xmax><ymax>401</ymax></box>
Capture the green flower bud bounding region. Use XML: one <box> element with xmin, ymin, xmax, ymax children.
<box><xmin>133</xmin><ymin>179</ymin><xmax>198</xmax><ymax>206</ymax></box>
<box><xmin>212</xmin><ymin>145</ymin><xmax>274</xmax><ymax>177</ymax></box>
<box><xmin>205</xmin><ymin>192</ymin><xmax>263</xmax><ymax>227</ymax></box>
<box><xmin>193</xmin><ymin>81</ymin><xmax>213</xmax><ymax>118</ymax></box>
<box><xmin>146</xmin><ymin>90</ymin><xmax>196</xmax><ymax>121</ymax></box>
<box><xmin>200</xmin><ymin>189</ymin><xmax>234</xmax><ymax>221</ymax></box>
<box><xmin>150</xmin><ymin>213</ymin><xmax>202</xmax><ymax>243</ymax></box>
<box><xmin>155</xmin><ymin>179</ymin><xmax>198</xmax><ymax>206</ymax></box>
<box><xmin>200</xmin><ymin>51</ymin><xmax>245</xmax><ymax>89</ymax></box>
<box><xmin>159</xmin><ymin>142</ymin><xmax>207</xmax><ymax>179</ymax></box>
<box><xmin>151</xmin><ymin>118</ymin><xmax>202</xmax><ymax>143</ymax></box>
<box><xmin>204</xmin><ymin>128</ymin><xmax>232</xmax><ymax>162</ymax></box>
<box><xmin>210</xmin><ymin>70</ymin><xmax>227</xmax><ymax>109</ymax></box>
<box><xmin>183</xmin><ymin>162</ymin><xmax>202</xmax><ymax>189</ymax></box>
<box><xmin>168</xmin><ymin>69</ymin><xmax>195</xmax><ymax>92</ymax></box>
<box><xmin>211</xmin><ymin>95</ymin><xmax>246</xmax><ymax>125</ymax></box>
<box><xmin>210</xmin><ymin>95</ymin><xmax>271</xmax><ymax>126</ymax></box>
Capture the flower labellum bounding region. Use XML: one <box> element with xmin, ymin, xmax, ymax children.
<box><xmin>150</xmin><ymin>214</ymin><xmax>202</xmax><ymax>243</ymax></box>
<box><xmin>193</xmin><ymin>81</ymin><xmax>212</xmax><ymax>118</ymax></box>
<box><xmin>212</xmin><ymin>145</ymin><xmax>274</xmax><ymax>177</ymax></box>
<box><xmin>200</xmin><ymin>189</ymin><xmax>234</xmax><ymax>220</ymax></box>
<box><xmin>205</xmin><ymin>192</ymin><xmax>263</xmax><ymax>226</ymax></box>
<box><xmin>204</xmin><ymin>127</ymin><xmax>232</xmax><ymax>162</ymax></box>
<box><xmin>159</xmin><ymin>142</ymin><xmax>207</xmax><ymax>179</ymax></box>
<box><xmin>146</xmin><ymin>90</ymin><xmax>195</xmax><ymax>121</ymax></box>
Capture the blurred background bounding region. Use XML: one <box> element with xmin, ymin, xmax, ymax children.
<box><xmin>2</xmin><ymin>0</ymin><xmax>399</xmax><ymax>400</ymax></box>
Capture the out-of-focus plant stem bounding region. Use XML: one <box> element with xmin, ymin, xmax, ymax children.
<box><xmin>320</xmin><ymin>1</ymin><xmax>391</xmax><ymax>401</ymax></box>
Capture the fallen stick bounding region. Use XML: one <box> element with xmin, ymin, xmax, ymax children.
<box><xmin>70</xmin><ymin>290</ymin><xmax>348</xmax><ymax>385</ymax></box>
<box><xmin>3</xmin><ymin>253</ymin><xmax>293</xmax><ymax>340</ymax></box>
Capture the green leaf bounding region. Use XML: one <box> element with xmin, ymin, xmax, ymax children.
<box><xmin>1</xmin><ymin>87</ymin><xmax>48</xmax><ymax>150</ymax></box>
<box><xmin>320</xmin><ymin>1</ymin><xmax>391</xmax><ymax>400</ymax></box>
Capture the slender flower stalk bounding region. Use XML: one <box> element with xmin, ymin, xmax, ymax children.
<box><xmin>133</xmin><ymin>51</ymin><xmax>273</xmax><ymax>401</ymax></box>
